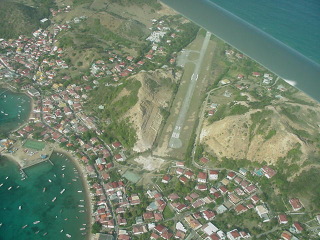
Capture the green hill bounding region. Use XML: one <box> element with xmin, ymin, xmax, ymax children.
<box><xmin>0</xmin><ymin>0</ymin><xmax>52</xmax><ymax>39</ymax></box>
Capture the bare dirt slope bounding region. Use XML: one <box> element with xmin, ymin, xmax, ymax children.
<box><xmin>125</xmin><ymin>69</ymin><xmax>179</xmax><ymax>152</ymax></box>
<box><xmin>200</xmin><ymin>103</ymin><xmax>320</xmax><ymax>164</ymax></box>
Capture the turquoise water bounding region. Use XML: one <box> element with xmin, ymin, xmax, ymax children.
<box><xmin>210</xmin><ymin>0</ymin><xmax>320</xmax><ymax>65</ymax></box>
<box><xmin>160</xmin><ymin>0</ymin><xmax>320</xmax><ymax>101</ymax></box>
<box><xmin>0</xmin><ymin>153</ymin><xmax>89</xmax><ymax>240</ymax></box>
<box><xmin>0</xmin><ymin>88</ymin><xmax>32</xmax><ymax>134</ymax></box>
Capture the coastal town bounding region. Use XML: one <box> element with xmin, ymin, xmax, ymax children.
<box><xmin>1</xmin><ymin>1</ymin><xmax>320</xmax><ymax>240</ymax></box>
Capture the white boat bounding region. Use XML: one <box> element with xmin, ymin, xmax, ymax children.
<box><xmin>5</xmin><ymin>177</ymin><xmax>8</xmax><ymax>180</ymax></box>
<box><xmin>52</xmin><ymin>197</ymin><xmax>57</xmax><ymax>202</ymax></box>
<box><xmin>0</xmin><ymin>223</ymin><xmax>2</xmax><ymax>227</ymax></box>
<box><xmin>48</xmin><ymin>179</ymin><xmax>52</xmax><ymax>183</ymax></box>
<box><xmin>66</xmin><ymin>233</ymin><xmax>71</xmax><ymax>238</ymax></box>
<box><xmin>43</xmin><ymin>187</ymin><xmax>46</xmax><ymax>192</ymax></box>
<box><xmin>60</xmin><ymin>229</ymin><xmax>64</xmax><ymax>232</ymax></box>
<box><xmin>19</xmin><ymin>206</ymin><xmax>22</xmax><ymax>210</ymax></box>
<box><xmin>80</xmin><ymin>228</ymin><xmax>85</xmax><ymax>230</ymax></box>
<box><xmin>35</xmin><ymin>230</ymin><xmax>40</xmax><ymax>234</ymax></box>
<box><xmin>22</xmin><ymin>224</ymin><xmax>28</xmax><ymax>229</ymax></box>
<box><xmin>80</xmin><ymin>200</ymin><xmax>84</xmax><ymax>202</ymax></box>
<box><xmin>60</xmin><ymin>189</ymin><xmax>65</xmax><ymax>194</ymax></box>
<box><xmin>0</xmin><ymin>183</ymin><xmax>3</xmax><ymax>187</ymax></box>
<box><xmin>43</xmin><ymin>232</ymin><xmax>47</xmax><ymax>236</ymax></box>
<box><xmin>8</xmin><ymin>186</ymin><xmax>12</xmax><ymax>190</ymax></box>
<box><xmin>33</xmin><ymin>221</ymin><xmax>40</xmax><ymax>224</ymax></box>
<box><xmin>79</xmin><ymin>210</ymin><xmax>85</xmax><ymax>213</ymax></box>
<box><xmin>77</xmin><ymin>190</ymin><xmax>82</xmax><ymax>193</ymax></box>
<box><xmin>78</xmin><ymin>205</ymin><xmax>84</xmax><ymax>207</ymax></box>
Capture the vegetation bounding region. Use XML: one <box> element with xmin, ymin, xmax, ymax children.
<box><xmin>0</xmin><ymin>1</ymin><xmax>52</xmax><ymax>38</ymax></box>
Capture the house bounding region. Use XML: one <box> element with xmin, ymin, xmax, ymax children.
<box><xmin>150</xmin><ymin>232</ymin><xmax>160</xmax><ymax>239</ymax></box>
<box><xmin>228</xmin><ymin>193</ymin><xmax>241</xmax><ymax>205</ymax></box>
<box><xmin>251</xmin><ymin>195</ymin><xmax>260</xmax><ymax>205</ymax></box>
<box><xmin>227</xmin><ymin>229</ymin><xmax>241</xmax><ymax>240</ymax></box>
<box><xmin>234</xmin><ymin>204</ymin><xmax>248</xmax><ymax>215</ymax></box>
<box><xmin>255</xmin><ymin>205</ymin><xmax>270</xmax><ymax>222</ymax></box>
<box><xmin>227</xmin><ymin>171</ymin><xmax>236</xmax><ymax>180</ymax></box>
<box><xmin>176</xmin><ymin>161</ymin><xmax>185</xmax><ymax>168</ymax></box>
<box><xmin>132</xmin><ymin>225</ymin><xmax>148</xmax><ymax>235</ymax></box>
<box><xmin>174</xmin><ymin>230</ymin><xmax>186</xmax><ymax>239</ymax></box>
<box><xmin>252</xmin><ymin>72</ymin><xmax>261</xmax><ymax>77</ymax></box>
<box><xmin>197</xmin><ymin>172</ymin><xmax>207</xmax><ymax>183</ymax></box>
<box><xmin>168</xmin><ymin>193</ymin><xmax>180</xmax><ymax>201</ymax></box>
<box><xmin>179</xmin><ymin>176</ymin><xmax>188</xmax><ymax>184</ymax></box>
<box><xmin>199</xmin><ymin>157</ymin><xmax>209</xmax><ymax>164</ymax></box>
<box><xmin>291</xmin><ymin>222</ymin><xmax>303</xmax><ymax>234</ymax></box>
<box><xmin>143</xmin><ymin>212</ymin><xmax>154</xmax><ymax>221</ymax></box>
<box><xmin>289</xmin><ymin>198</ymin><xmax>303</xmax><ymax>211</ymax></box>
<box><xmin>162</xmin><ymin>175</ymin><xmax>171</xmax><ymax>184</ymax></box>
<box><xmin>114</xmin><ymin>154</ymin><xmax>124</xmax><ymax>162</ymax></box>
<box><xmin>278</xmin><ymin>214</ymin><xmax>288</xmax><ymax>224</ymax></box>
<box><xmin>208</xmin><ymin>170</ymin><xmax>219</xmax><ymax>180</ymax></box>
<box><xmin>184</xmin><ymin>215</ymin><xmax>202</xmax><ymax>230</ymax></box>
<box><xmin>202</xmin><ymin>222</ymin><xmax>219</xmax><ymax>236</ymax></box>
<box><xmin>261</xmin><ymin>166</ymin><xmax>276</xmax><ymax>178</ymax></box>
<box><xmin>196</xmin><ymin>184</ymin><xmax>207</xmax><ymax>191</ymax></box>
<box><xmin>184</xmin><ymin>170</ymin><xmax>194</xmax><ymax>179</ymax></box>
<box><xmin>111</xmin><ymin>141</ymin><xmax>122</xmax><ymax>149</ymax></box>
<box><xmin>281</xmin><ymin>231</ymin><xmax>292</xmax><ymax>240</ymax></box>
<box><xmin>202</xmin><ymin>209</ymin><xmax>216</xmax><ymax>220</ymax></box>
<box><xmin>176</xmin><ymin>167</ymin><xmax>184</xmax><ymax>175</ymax></box>
<box><xmin>218</xmin><ymin>185</ymin><xmax>228</xmax><ymax>195</ymax></box>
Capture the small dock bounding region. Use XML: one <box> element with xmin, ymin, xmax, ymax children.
<box><xmin>20</xmin><ymin>149</ymin><xmax>54</xmax><ymax>170</ymax></box>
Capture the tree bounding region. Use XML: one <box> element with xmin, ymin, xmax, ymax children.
<box><xmin>91</xmin><ymin>222</ymin><xmax>102</xmax><ymax>234</ymax></box>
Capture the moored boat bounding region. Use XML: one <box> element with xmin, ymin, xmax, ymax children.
<box><xmin>33</xmin><ymin>221</ymin><xmax>40</xmax><ymax>224</ymax></box>
<box><xmin>60</xmin><ymin>189</ymin><xmax>65</xmax><ymax>194</ymax></box>
<box><xmin>52</xmin><ymin>197</ymin><xmax>57</xmax><ymax>202</ymax></box>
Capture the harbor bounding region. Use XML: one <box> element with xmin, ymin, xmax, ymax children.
<box><xmin>0</xmin><ymin>151</ymin><xmax>90</xmax><ymax>240</ymax></box>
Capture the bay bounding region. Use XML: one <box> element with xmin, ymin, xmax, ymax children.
<box><xmin>0</xmin><ymin>152</ymin><xmax>89</xmax><ymax>240</ymax></box>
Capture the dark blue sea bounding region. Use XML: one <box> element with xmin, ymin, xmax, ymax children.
<box><xmin>210</xmin><ymin>0</ymin><xmax>320</xmax><ymax>65</ymax></box>
<box><xmin>160</xmin><ymin>0</ymin><xmax>320</xmax><ymax>101</ymax></box>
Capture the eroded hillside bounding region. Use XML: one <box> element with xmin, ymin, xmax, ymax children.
<box><xmin>125</xmin><ymin>69</ymin><xmax>180</xmax><ymax>152</ymax></box>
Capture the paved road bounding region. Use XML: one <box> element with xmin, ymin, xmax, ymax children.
<box><xmin>169</xmin><ymin>31</ymin><xmax>211</xmax><ymax>149</ymax></box>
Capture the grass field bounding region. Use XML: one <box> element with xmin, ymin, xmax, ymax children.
<box><xmin>23</xmin><ymin>139</ymin><xmax>46</xmax><ymax>151</ymax></box>
<box><xmin>122</xmin><ymin>170</ymin><xmax>141</xmax><ymax>183</ymax></box>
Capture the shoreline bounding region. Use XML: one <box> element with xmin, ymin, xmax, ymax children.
<box><xmin>159</xmin><ymin>0</ymin><xmax>320</xmax><ymax>102</ymax></box>
<box><xmin>0</xmin><ymin>146</ymin><xmax>93</xmax><ymax>240</ymax></box>
<box><xmin>0</xmin><ymin>87</ymin><xmax>34</xmax><ymax>134</ymax></box>
<box><xmin>53</xmin><ymin>147</ymin><xmax>93</xmax><ymax>240</ymax></box>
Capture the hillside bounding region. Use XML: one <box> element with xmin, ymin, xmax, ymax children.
<box><xmin>125</xmin><ymin>69</ymin><xmax>180</xmax><ymax>152</ymax></box>
<box><xmin>0</xmin><ymin>0</ymin><xmax>51</xmax><ymax>38</ymax></box>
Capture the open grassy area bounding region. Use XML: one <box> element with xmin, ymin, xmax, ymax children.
<box><xmin>23</xmin><ymin>139</ymin><xmax>46</xmax><ymax>151</ymax></box>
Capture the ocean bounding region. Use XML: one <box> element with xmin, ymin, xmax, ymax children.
<box><xmin>209</xmin><ymin>0</ymin><xmax>320</xmax><ymax>65</ymax></box>
<box><xmin>0</xmin><ymin>88</ymin><xmax>32</xmax><ymax>134</ymax></box>
<box><xmin>0</xmin><ymin>153</ymin><xmax>89</xmax><ymax>240</ymax></box>
<box><xmin>160</xmin><ymin>0</ymin><xmax>320</xmax><ymax>102</ymax></box>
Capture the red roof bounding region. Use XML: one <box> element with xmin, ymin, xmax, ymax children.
<box><xmin>293</xmin><ymin>222</ymin><xmax>303</xmax><ymax>232</ymax></box>
<box><xmin>289</xmin><ymin>198</ymin><xmax>303</xmax><ymax>211</ymax></box>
